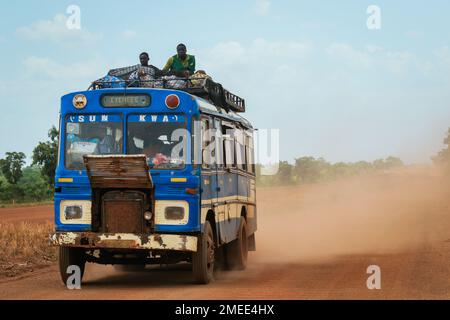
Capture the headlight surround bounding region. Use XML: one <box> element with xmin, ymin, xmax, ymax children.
<box><xmin>155</xmin><ymin>201</ymin><xmax>189</xmax><ymax>225</ymax></box>
<box><xmin>60</xmin><ymin>200</ymin><xmax>91</xmax><ymax>224</ymax></box>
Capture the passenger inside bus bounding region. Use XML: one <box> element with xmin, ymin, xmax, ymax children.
<box><xmin>66</xmin><ymin>123</ymin><xmax>122</xmax><ymax>169</ymax></box>
<box><xmin>127</xmin><ymin>122</ymin><xmax>187</xmax><ymax>169</ymax></box>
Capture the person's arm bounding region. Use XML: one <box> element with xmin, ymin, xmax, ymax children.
<box><xmin>162</xmin><ymin>57</ymin><xmax>173</xmax><ymax>72</ymax></box>
<box><xmin>188</xmin><ymin>55</ymin><xmax>196</xmax><ymax>75</ymax></box>
<box><xmin>152</xmin><ymin>65</ymin><xmax>166</xmax><ymax>78</ymax></box>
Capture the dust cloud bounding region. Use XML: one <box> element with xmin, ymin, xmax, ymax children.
<box><xmin>253</xmin><ymin>166</ymin><xmax>450</xmax><ymax>264</ymax></box>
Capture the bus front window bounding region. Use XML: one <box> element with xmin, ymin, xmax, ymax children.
<box><xmin>65</xmin><ymin>115</ymin><xmax>123</xmax><ymax>170</ymax></box>
<box><xmin>127</xmin><ymin>114</ymin><xmax>187</xmax><ymax>169</ymax></box>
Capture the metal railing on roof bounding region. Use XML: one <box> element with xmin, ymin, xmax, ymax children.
<box><xmin>88</xmin><ymin>77</ymin><xmax>245</xmax><ymax>113</ymax></box>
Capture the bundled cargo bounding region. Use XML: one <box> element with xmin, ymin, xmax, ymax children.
<box><xmin>89</xmin><ymin>66</ymin><xmax>245</xmax><ymax>113</ymax></box>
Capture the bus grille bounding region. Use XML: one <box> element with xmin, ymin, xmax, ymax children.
<box><xmin>101</xmin><ymin>191</ymin><xmax>145</xmax><ymax>234</ymax></box>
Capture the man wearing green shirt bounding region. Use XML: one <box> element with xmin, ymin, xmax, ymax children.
<box><xmin>163</xmin><ymin>43</ymin><xmax>196</xmax><ymax>77</ymax></box>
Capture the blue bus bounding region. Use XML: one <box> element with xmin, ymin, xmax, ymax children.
<box><xmin>50</xmin><ymin>77</ymin><xmax>257</xmax><ymax>284</ymax></box>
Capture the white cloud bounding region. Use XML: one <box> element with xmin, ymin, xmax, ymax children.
<box><xmin>435</xmin><ymin>46</ymin><xmax>450</xmax><ymax>67</ymax></box>
<box><xmin>406</xmin><ymin>30</ymin><xmax>424</xmax><ymax>39</ymax></box>
<box><xmin>327</xmin><ymin>43</ymin><xmax>372</xmax><ymax>69</ymax></box>
<box><xmin>22</xmin><ymin>56</ymin><xmax>107</xmax><ymax>80</ymax></box>
<box><xmin>120</xmin><ymin>29</ymin><xmax>137</xmax><ymax>39</ymax></box>
<box><xmin>16</xmin><ymin>14</ymin><xmax>99</xmax><ymax>45</ymax></box>
<box><xmin>326</xmin><ymin>43</ymin><xmax>432</xmax><ymax>75</ymax></box>
<box><xmin>200</xmin><ymin>38</ymin><xmax>312</xmax><ymax>69</ymax></box>
<box><xmin>255</xmin><ymin>0</ymin><xmax>271</xmax><ymax>16</ymax></box>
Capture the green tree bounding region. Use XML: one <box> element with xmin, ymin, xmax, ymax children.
<box><xmin>17</xmin><ymin>166</ymin><xmax>52</xmax><ymax>202</ymax></box>
<box><xmin>294</xmin><ymin>157</ymin><xmax>329</xmax><ymax>183</ymax></box>
<box><xmin>32</xmin><ymin>126</ymin><xmax>59</xmax><ymax>186</ymax></box>
<box><xmin>277</xmin><ymin>161</ymin><xmax>294</xmax><ymax>185</ymax></box>
<box><xmin>433</xmin><ymin>128</ymin><xmax>450</xmax><ymax>170</ymax></box>
<box><xmin>0</xmin><ymin>152</ymin><xmax>26</xmax><ymax>184</ymax></box>
<box><xmin>384</xmin><ymin>156</ymin><xmax>404</xmax><ymax>169</ymax></box>
<box><xmin>0</xmin><ymin>173</ymin><xmax>12</xmax><ymax>201</ymax></box>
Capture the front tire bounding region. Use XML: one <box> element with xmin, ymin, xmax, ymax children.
<box><xmin>58</xmin><ymin>246</ymin><xmax>86</xmax><ymax>286</ymax></box>
<box><xmin>192</xmin><ymin>220</ymin><xmax>215</xmax><ymax>284</ymax></box>
<box><xmin>225</xmin><ymin>217</ymin><xmax>248</xmax><ymax>270</ymax></box>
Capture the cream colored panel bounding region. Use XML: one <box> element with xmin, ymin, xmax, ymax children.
<box><xmin>155</xmin><ymin>200</ymin><xmax>189</xmax><ymax>225</ymax></box>
<box><xmin>60</xmin><ymin>200</ymin><xmax>92</xmax><ymax>225</ymax></box>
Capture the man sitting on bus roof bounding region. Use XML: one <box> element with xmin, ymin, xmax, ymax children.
<box><xmin>162</xmin><ymin>43</ymin><xmax>196</xmax><ymax>77</ymax></box>
<box><xmin>129</xmin><ymin>52</ymin><xmax>164</xmax><ymax>81</ymax></box>
<box><xmin>107</xmin><ymin>52</ymin><xmax>165</xmax><ymax>83</ymax></box>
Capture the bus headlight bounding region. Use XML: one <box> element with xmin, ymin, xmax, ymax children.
<box><xmin>64</xmin><ymin>205</ymin><xmax>83</xmax><ymax>220</ymax></box>
<box><xmin>155</xmin><ymin>200</ymin><xmax>189</xmax><ymax>225</ymax></box>
<box><xmin>60</xmin><ymin>200</ymin><xmax>91</xmax><ymax>224</ymax></box>
<box><xmin>165</xmin><ymin>206</ymin><xmax>185</xmax><ymax>220</ymax></box>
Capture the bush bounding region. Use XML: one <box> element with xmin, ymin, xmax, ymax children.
<box><xmin>0</xmin><ymin>167</ymin><xmax>52</xmax><ymax>204</ymax></box>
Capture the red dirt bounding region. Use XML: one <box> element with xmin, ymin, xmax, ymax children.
<box><xmin>0</xmin><ymin>205</ymin><xmax>53</xmax><ymax>224</ymax></box>
<box><xmin>1</xmin><ymin>168</ymin><xmax>450</xmax><ymax>299</ymax></box>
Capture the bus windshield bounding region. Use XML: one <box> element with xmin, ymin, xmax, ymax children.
<box><xmin>65</xmin><ymin>114</ymin><xmax>123</xmax><ymax>170</ymax></box>
<box><xmin>127</xmin><ymin>114</ymin><xmax>188</xmax><ymax>169</ymax></box>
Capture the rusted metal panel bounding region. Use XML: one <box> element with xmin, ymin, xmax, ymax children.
<box><xmin>83</xmin><ymin>155</ymin><xmax>153</xmax><ymax>189</ymax></box>
<box><xmin>102</xmin><ymin>191</ymin><xmax>146</xmax><ymax>233</ymax></box>
<box><xmin>50</xmin><ymin>232</ymin><xmax>198</xmax><ymax>252</ymax></box>
<box><xmin>103</xmin><ymin>200</ymin><xmax>143</xmax><ymax>233</ymax></box>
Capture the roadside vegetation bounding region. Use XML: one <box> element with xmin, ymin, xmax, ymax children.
<box><xmin>256</xmin><ymin>127</ymin><xmax>450</xmax><ymax>187</ymax></box>
<box><xmin>0</xmin><ymin>222</ymin><xmax>57</xmax><ymax>277</ymax></box>
<box><xmin>432</xmin><ymin>128</ymin><xmax>450</xmax><ymax>175</ymax></box>
<box><xmin>256</xmin><ymin>156</ymin><xmax>404</xmax><ymax>187</ymax></box>
<box><xmin>0</xmin><ymin>127</ymin><xmax>57</xmax><ymax>206</ymax></box>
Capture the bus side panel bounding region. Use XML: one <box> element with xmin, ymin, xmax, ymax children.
<box><xmin>246</xmin><ymin>177</ymin><xmax>257</xmax><ymax>235</ymax></box>
<box><xmin>201</xmin><ymin>171</ymin><xmax>224</xmax><ymax>243</ymax></box>
<box><xmin>217</xmin><ymin>170</ymin><xmax>238</xmax><ymax>243</ymax></box>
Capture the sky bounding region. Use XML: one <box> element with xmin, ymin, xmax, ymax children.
<box><xmin>0</xmin><ymin>0</ymin><xmax>449</xmax><ymax>164</ymax></box>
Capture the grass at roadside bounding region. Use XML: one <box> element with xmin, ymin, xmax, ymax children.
<box><xmin>0</xmin><ymin>222</ymin><xmax>57</xmax><ymax>278</ymax></box>
<box><xmin>0</xmin><ymin>200</ymin><xmax>53</xmax><ymax>209</ymax></box>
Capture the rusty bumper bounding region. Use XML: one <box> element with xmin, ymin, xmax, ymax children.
<box><xmin>50</xmin><ymin>232</ymin><xmax>198</xmax><ymax>252</ymax></box>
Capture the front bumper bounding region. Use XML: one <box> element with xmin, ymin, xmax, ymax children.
<box><xmin>50</xmin><ymin>232</ymin><xmax>198</xmax><ymax>252</ymax></box>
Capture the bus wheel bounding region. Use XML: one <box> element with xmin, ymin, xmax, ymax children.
<box><xmin>192</xmin><ymin>220</ymin><xmax>215</xmax><ymax>284</ymax></box>
<box><xmin>58</xmin><ymin>246</ymin><xmax>86</xmax><ymax>286</ymax></box>
<box><xmin>225</xmin><ymin>217</ymin><xmax>248</xmax><ymax>270</ymax></box>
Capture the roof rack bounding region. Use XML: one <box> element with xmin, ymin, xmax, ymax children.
<box><xmin>88</xmin><ymin>77</ymin><xmax>245</xmax><ymax>113</ymax></box>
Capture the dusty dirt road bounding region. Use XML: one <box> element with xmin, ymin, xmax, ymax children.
<box><xmin>0</xmin><ymin>204</ymin><xmax>53</xmax><ymax>224</ymax></box>
<box><xmin>1</xmin><ymin>167</ymin><xmax>450</xmax><ymax>299</ymax></box>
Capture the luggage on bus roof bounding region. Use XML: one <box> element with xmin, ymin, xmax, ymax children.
<box><xmin>90</xmin><ymin>67</ymin><xmax>245</xmax><ymax>113</ymax></box>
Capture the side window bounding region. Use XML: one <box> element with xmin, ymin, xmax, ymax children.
<box><xmin>214</xmin><ymin>118</ymin><xmax>224</xmax><ymax>170</ymax></box>
<box><xmin>235</xmin><ymin>128</ymin><xmax>247</xmax><ymax>171</ymax></box>
<box><xmin>201</xmin><ymin>117</ymin><xmax>212</xmax><ymax>169</ymax></box>
<box><xmin>245</xmin><ymin>131</ymin><xmax>255</xmax><ymax>174</ymax></box>
<box><xmin>222</xmin><ymin>122</ymin><xmax>235</xmax><ymax>169</ymax></box>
